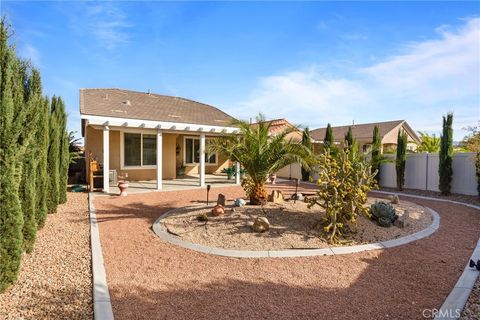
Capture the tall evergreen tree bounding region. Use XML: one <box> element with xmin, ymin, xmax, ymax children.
<box><xmin>35</xmin><ymin>96</ymin><xmax>50</xmax><ymax>228</ymax></box>
<box><xmin>47</xmin><ymin>96</ymin><xmax>61</xmax><ymax>213</ymax></box>
<box><xmin>439</xmin><ymin>113</ymin><xmax>453</xmax><ymax>195</ymax></box>
<box><xmin>58</xmin><ymin>98</ymin><xmax>69</xmax><ymax>204</ymax></box>
<box><xmin>371</xmin><ymin>125</ymin><xmax>382</xmax><ymax>183</ymax></box>
<box><xmin>301</xmin><ymin>127</ymin><xmax>312</xmax><ymax>181</ymax></box>
<box><xmin>323</xmin><ymin>123</ymin><xmax>334</xmax><ymax>149</ymax></box>
<box><xmin>396</xmin><ymin>130</ymin><xmax>408</xmax><ymax>190</ymax></box>
<box><xmin>344</xmin><ymin>126</ymin><xmax>354</xmax><ymax>149</ymax></box>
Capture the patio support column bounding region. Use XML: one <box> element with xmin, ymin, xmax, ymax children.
<box><xmin>103</xmin><ymin>125</ymin><xmax>110</xmax><ymax>193</ymax></box>
<box><xmin>235</xmin><ymin>161</ymin><xmax>240</xmax><ymax>185</ymax></box>
<box><xmin>156</xmin><ymin>129</ymin><xmax>163</xmax><ymax>191</ymax></box>
<box><xmin>199</xmin><ymin>133</ymin><xmax>206</xmax><ymax>187</ymax></box>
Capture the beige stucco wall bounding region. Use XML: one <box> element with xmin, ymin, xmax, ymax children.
<box><xmin>175</xmin><ymin>134</ymin><xmax>231</xmax><ymax>176</ymax></box>
<box><xmin>85</xmin><ymin>126</ymin><xmax>178</xmax><ymax>181</ymax></box>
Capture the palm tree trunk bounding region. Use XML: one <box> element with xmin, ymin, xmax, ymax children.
<box><xmin>250</xmin><ymin>181</ymin><xmax>268</xmax><ymax>205</ymax></box>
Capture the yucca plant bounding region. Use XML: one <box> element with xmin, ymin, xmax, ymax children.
<box><xmin>208</xmin><ymin>114</ymin><xmax>314</xmax><ymax>205</ymax></box>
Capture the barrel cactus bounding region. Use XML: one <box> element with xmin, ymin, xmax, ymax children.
<box><xmin>370</xmin><ymin>201</ymin><xmax>398</xmax><ymax>227</ymax></box>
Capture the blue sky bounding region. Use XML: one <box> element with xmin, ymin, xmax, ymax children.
<box><xmin>3</xmin><ymin>1</ymin><xmax>479</xmax><ymax>141</ymax></box>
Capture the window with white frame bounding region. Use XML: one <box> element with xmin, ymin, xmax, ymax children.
<box><xmin>124</xmin><ymin>133</ymin><xmax>157</xmax><ymax>167</ymax></box>
<box><xmin>184</xmin><ymin>137</ymin><xmax>217</xmax><ymax>165</ymax></box>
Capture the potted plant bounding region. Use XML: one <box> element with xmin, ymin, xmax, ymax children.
<box><xmin>222</xmin><ymin>167</ymin><xmax>235</xmax><ymax>180</ymax></box>
<box><xmin>176</xmin><ymin>165</ymin><xmax>186</xmax><ymax>177</ymax></box>
<box><xmin>269</xmin><ymin>173</ymin><xmax>277</xmax><ymax>185</ymax></box>
<box><xmin>118</xmin><ymin>172</ymin><xmax>129</xmax><ymax>196</ymax></box>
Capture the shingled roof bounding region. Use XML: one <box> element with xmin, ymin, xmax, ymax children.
<box><xmin>80</xmin><ymin>88</ymin><xmax>236</xmax><ymax>127</ymax></box>
<box><xmin>250</xmin><ymin>118</ymin><xmax>304</xmax><ymax>142</ymax></box>
<box><xmin>310</xmin><ymin>120</ymin><xmax>417</xmax><ymax>142</ymax></box>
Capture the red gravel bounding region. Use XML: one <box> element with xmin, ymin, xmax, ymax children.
<box><xmin>94</xmin><ymin>181</ymin><xmax>480</xmax><ymax>320</ymax></box>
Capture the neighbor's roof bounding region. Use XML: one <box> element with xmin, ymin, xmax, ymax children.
<box><xmin>251</xmin><ymin>118</ymin><xmax>303</xmax><ymax>142</ymax></box>
<box><xmin>80</xmin><ymin>88</ymin><xmax>236</xmax><ymax>127</ymax></box>
<box><xmin>310</xmin><ymin>120</ymin><xmax>418</xmax><ymax>142</ymax></box>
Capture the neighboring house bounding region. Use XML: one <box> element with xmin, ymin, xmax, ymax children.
<box><xmin>251</xmin><ymin>118</ymin><xmax>305</xmax><ymax>180</ymax></box>
<box><xmin>80</xmin><ymin>88</ymin><xmax>239</xmax><ymax>193</ymax></box>
<box><xmin>310</xmin><ymin>120</ymin><xmax>421</xmax><ymax>153</ymax></box>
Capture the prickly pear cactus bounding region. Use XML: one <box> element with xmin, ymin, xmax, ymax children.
<box><xmin>370</xmin><ymin>201</ymin><xmax>397</xmax><ymax>227</ymax></box>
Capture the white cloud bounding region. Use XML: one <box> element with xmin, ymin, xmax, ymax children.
<box><xmin>231</xmin><ymin>17</ymin><xmax>480</xmax><ymax>139</ymax></box>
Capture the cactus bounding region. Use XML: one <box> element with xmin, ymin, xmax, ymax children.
<box><xmin>370</xmin><ymin>201</ymin><xmax>398</xmax><ymax>227</ymax></box>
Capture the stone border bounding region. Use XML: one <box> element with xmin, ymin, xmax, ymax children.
<box><xmin>368</xmin><ymin>190</ymin><xmax>480</xmax><ymax>320</ymax></box>
<box><xmin>88</xmin><ymin>192</ymin><xmax>114</xmax><ymax>320</ymax></box>
<box><xmin>152</xmin><ymin>205</ymin><xmax>440</xmax><ymax>258</ymax></box>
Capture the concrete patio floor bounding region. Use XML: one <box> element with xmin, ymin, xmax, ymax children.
<box><xmin>105</xmin><ymin>174</ymin><xmax>237</xmax><ymax>195</ymax></box>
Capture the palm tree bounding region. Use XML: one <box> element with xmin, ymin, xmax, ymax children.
<box><xmin>208</xmin><ymin>114</ymin><xmax>313</xmax><ymax>205</ymax></box>
<box><xmin>417</xmin><ymin>131</ymin><xmax>440</xmax><ymax>153</ymax></box>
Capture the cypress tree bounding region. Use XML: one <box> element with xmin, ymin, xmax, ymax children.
<box><xmin>396</xmin><ymin>130</ymin><xmax>408</xmax><ymax>190</ymax></box>
<box><xmin>35</xmin><ymin>96</ymin><xmax>50</xmax><ymax>227</ymax></box>
<box><xmin>58</xmin><ymin>98</ymin><xmax>69</xmax><ymax>204</ymax></box>
<box><xmin>371</xmin><ymin>125</ymin><xmax>382</xmax><ymax>183</ymax></box>
<box><xmin>301</xmin><ymin>127</ymin><xmax>312</xmax><ymax>181</ymax></box>
<box><xmin>345</xmin><ymin>126</ymin><xmax>354</xmax><ymax>149</ymax></box>
<box><xmin>324</xmin><ymin>123</ymin><xmax>334</xmax><ymax>149</ymax></box>
<box><xmin>439</xmin><ymin>113</ymin><xmax>453</xmax><ymax>195</ymax></box>
<box><xmin>47</xmin><ymin>96</ymin><xmax>61</xmax><ymax>213</ymax></box>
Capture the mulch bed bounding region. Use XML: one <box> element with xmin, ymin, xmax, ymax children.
<box><xmin>0</xmin><ymin>192</ymin><xmax>93</xmax><ymax>320</ymax></box>
<box><xmin>93</xmin><ymin>181</ymin><xmax>480</xmax><ymax>320</ymax></box>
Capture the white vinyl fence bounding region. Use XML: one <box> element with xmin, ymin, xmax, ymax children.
<box><xmin>379</xmin><ymin>152</ymin><xmax>478</xmax><ymax>196</ymax></box>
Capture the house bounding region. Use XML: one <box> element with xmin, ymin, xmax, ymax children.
<box><xmin>310</xmin><ymin>120</ymin><xmax>421</xmax><ymax>153</ymax></box>
<box><xmin>80</xmin><ymin>88</ymin><xmax>239</xmax><ymax>193</ymax></box>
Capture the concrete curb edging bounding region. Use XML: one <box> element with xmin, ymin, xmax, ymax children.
<box><xmin>88</xmin><ymin>192</ymin><xmax>114</xmax><ymax>320</ymax></box>
<box><xmin>152</xmin><ymin>205</ymin><xmax>440</xmax><ymax>258</ymax></box>
<box><xmin>368</xmin><ymin>190</ymin><xmax>480</xmax><ymax>320</ymax></box>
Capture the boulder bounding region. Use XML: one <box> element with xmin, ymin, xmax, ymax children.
<box><xmin>394</xmin><ymin>210</ymin><xmax>409</xmax><ymax>228</ymax></box>
<box><xmin>212</xmin><ymin>204</ymin><xmax>225</xmax><ymax>216</ymax></box>
<box><xmin>291</xmin><ymin>193</ymin><xmax>304</xmax><ymax>201</ymax></box>
<box><xmin>252</xmin><ymin>217</ymin><xmax>270</xmax><ymax>233</ymax></box>
<box><xmin>268</xmin><ymin>190</ymin><xmax>284</xmax><ymax>203</ymax></box>
<box><xmin>234</xmin><ymin>198</ymin><xmax>247</xmax><ymax>207</ymax></box>
<box><xmin>391</xmin><ymin>195</ymin><xmax>400</xmax><ymax>204</ymax></box>
<box><xmin>217</xmin><ymin>193</ymin><xmax>226</xmax><ymax>206</ymax></box>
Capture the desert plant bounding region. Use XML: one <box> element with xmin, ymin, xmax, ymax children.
<box><xmin>417</xmin><ymin>131</ymin><xmax>440</xmax><ymax>153</ymax></box>
<box><xmin>439</xmin><ymin>113</ymin><xmax>453</xmax><ymax>195</ymax></box>
<box><xmin>308</xmin><ymin>148</ymin><xmax>377</xmax><ymax>244</ymax></box>
<box><xmin>301</xmin><ymin>127</ymin><xmax>312</xmax><ymax>181</ymax></box>
<box><xmin>370</xmin><ymin>201</ymin><xmax>398</xmax><ymax>227</ymax></box>
<box><xmin>208</xmin><ymin>114</ymin><xmax>313</xmax><ymax>205</ymax></box>
<box><xmin>396</xmin><ymin>130</ymin><xmax>407</xmax><ymax>190</ymax></box>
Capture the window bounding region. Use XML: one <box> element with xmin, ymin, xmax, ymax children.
<box><xmin>184</xmin><ymin>137</ymin><xmax>217</xmax><ymax>165</ymax></box>
<box><xmin>123</xmin><ymin>133</ymin><xmax>157</xmax><ymax>167</ymax></box>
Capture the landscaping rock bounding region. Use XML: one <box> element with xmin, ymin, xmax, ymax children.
<box><xmin>291</xmin><ymin>193</ymin><xmax>304</xmax><ymax>201</ymax></box>
<box><xmin>394</xmin><ymin>210</ymin><xmax>409</xmax><ymax>228</ymax></box>
<box><xmin>391</xmin><ymin>195</ymin><xmax>400</xmax><ymax>204</ymax></box>
<box><xmin>217</xmin><ymin>193</ymin><xmax>226</xmax><ymax>206</ymax></box>
<box><xmin>268</xmin><ymin>190</ymin><xmax>284</xmax><ymax>203</ymax></box>
<box><xmin>252</xmin><ymin>217</ymin><xmax>270</xmax><ymax>233</ymax></box>
<box><xmin>212</xmin><ymin>204</ymin><xmax>225</xmax><ymax>216</ymax></box>
<box><xmin>234</xmin><ymin>198</ymin><xmax>246</xmax><ymax>207</ymax></box>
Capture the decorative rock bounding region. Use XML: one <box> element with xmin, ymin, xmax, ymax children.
<box><xmin>394</xmin><ymin>210</ymin><xmax>409</xmax><ymax>228</ymax></box>
<box><xmin>212</xmin><ymin>205</ymin><xmax>225</xmax><ymax>216</ymax></box>
<box><xmin>252</xmin><ymin>217</ymin><xmax>270</xmax><ymax>233</ymax></box>
<box><xmin>291</xmin><ymin>193</ymin><xmax>304</xmax><ymax>201</ymax></box>
<box><xmin>217</xmin><ymin>193</ymin><xmax>226</xmax><ymax>206</ymax></box>
<box><xmin>391</xmin><ymin>195</ymin><xmax>400</xmax><ymax>204</ymax></box>
<box><xmin>234</xmin><ymin>198</ymin><xmax>246</xmax><ymax>207</ymax></box>
<box><xmin>268</xmin><ymin>190</ymin><xmax>284</xmax><ymax>203</ymax></box>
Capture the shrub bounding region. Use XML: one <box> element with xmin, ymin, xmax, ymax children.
<box><xmin>396</xmin><ymin>130</ymin><xmax>407</xmax><ymax>190</ymax></box>
<box><xmin>323</xmin><ymin>123</ymin><xmax>334</xmax><ymax>150</ymax></box>
<box><xmin>439</xmin><ymin>113</ymin><xmax>453</xmax><ymax>195</ymax></box>
<box><xmin>370</xmin><ymin>202</ymin><xmax>398</xmax><ymax>227</ymax></box>
<box><xmin>301</xmin><ymin>128</ymin><xmax>312</xmax><ymax>181</ymax></box>
<box><xmin>371</xmin><ymin>125</ymin><xmax>382</xmax><ymax>183</ymax></box>
<box><xmin>308</xmin><ymin>148</ymin><xmax>377</xmax><ymax>244</ymax></box>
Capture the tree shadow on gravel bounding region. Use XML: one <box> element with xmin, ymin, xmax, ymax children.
<box><xmin>94</xmin><ymin>201</ymin><xmax>177</xmax><ymax>225</ymax></box>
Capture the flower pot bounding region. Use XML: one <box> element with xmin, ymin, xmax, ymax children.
<box><xmin>118</xmin><ymin>181</ymin><xmax>129</xmax><ymax>196</ymax></box>
<box><xmin>269</xmin><ymin>174</ymin><xmax>277</xmax><ymax>185</ymax></box>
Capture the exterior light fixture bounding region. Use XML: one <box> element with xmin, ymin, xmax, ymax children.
<box><xmin>206</xmin><ymin>184</ymin><xmax>211</xmax><ymax>205</ymax></box>
<box><xmin>470</xmin><ymin>259</ymin><xmax>480</xmax><ymax>271</ymax></box>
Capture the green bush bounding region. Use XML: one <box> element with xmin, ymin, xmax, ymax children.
<box><xmin>439</xmin><ymin>113</ymin><xmax>453</xmax><ymax>195</ymax></box>
<box><xmin>396</xmin><ymin>130</ymin><xmax>407</xmax><ymax>190</ymax></box>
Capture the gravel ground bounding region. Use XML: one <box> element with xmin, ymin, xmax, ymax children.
<box><xmin>460</xmin><ymin>276</ymin><xmax>480</xmax><ymax>320</ymax></box>
<box><xmin>380</xmin><ymin>187</ymin><xmax>480</xmax><ymax>206</ymax></box>
<box><xmin>94</xmin><ymin>181</ymin><xmax>480</xmax><ymax>320</ymax></box>
<box><xmin>0</xmin><ymin>192</ymin><xmax>93</xmax><ymax>319</ymax></box>
<box><xmin>162</xmin><ymin>197</ymin><xmax>430</xmax><ymax>250</ymax></box>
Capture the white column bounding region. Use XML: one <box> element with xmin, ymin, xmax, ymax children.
<box><xmin>156</xmin><ymin>130</ymin><xmax>163</xmax><ymax>191</ymax></box>
<box><xmin>235</xmin><ymin>161</ymin><xmax>241</xmax><ymax>185</ymax></box>
<box><xmin>199</xmin><ymin>133</ymin><xmax>206</xmax><ymax>187</ymax></box>
<box><xmin>103</xmin><ymin>125</ymin><xmax>110</xmax><ymax>193</ymax></box>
